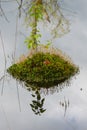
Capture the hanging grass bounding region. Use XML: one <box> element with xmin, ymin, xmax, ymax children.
<box><xmin>7</xmin><ymin>47</ymin><xmax>79</xmax><ymax>88</ymax></box>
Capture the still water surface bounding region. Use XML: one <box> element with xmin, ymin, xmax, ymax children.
<box><xmin>0</xmin><ymin>30</ymin><xmax>87</xmax><ymax>130</ymax></box>
<box><xmin>0</xmin><ymin>1</ymin><xmax>87</xmax><ymax>130</ymax></box>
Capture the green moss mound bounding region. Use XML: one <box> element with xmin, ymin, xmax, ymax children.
<box><xmin>7</xmin><ymin>52</ymin><xmax>79</xmax><ymax>88</ymax></box>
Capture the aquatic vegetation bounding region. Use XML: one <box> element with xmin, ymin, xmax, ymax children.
<box><xmin>7</xmin><ymin>51</ymin><xmax>79</xmax><ymax>88</ymax></box>
<box><xmin>30</xmin><ymin>90</ymin><xmax>46</xmax><ymax>115</ymax></box>
<box><xmin>6</xmin><ymin>0</ymin><xmax>79</xmax><ymax>93</ymax></box>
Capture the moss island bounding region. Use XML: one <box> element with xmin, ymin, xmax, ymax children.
<box><xmin>7</xmin><ymin>47</ymin><xmax>79</xmax><ymax>88</ymax></box>
<box><xmin>6</xmin><ymin>0</ymin><xmax>79</xmax><ymax>89</ymax></box>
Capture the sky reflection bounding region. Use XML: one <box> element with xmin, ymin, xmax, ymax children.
<box><xmin>0</xmin><ymin>0</ymin><xmax>87</xmax><ymax>130</ymax></box>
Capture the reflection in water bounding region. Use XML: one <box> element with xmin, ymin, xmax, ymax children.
<box><xmin>0</xmin><ymin>75</ymin><xmax>71</xmax><ymax>116</ymax></box>
<box><xmin>59</xmin><ymin>97</ymin><xmax>70</xmax><ymax>117</ymax></box>
<box><xmin>0</xmin><ymin>72</ymin><xmax>71</xmax><ymax>116</ymax></box>
<box><xmin>25</xmin><ymin>82</ymin><xmax>70</xmax><ymax>115</ymax></box>
<box><xmin>25</xmin><ymin>83</ymin><xmax>46</xmax><ymax>115</ymax></box>
<box><xmin>30</xmin><ymin>90</ymin><xmax>46</xmax><ymax>116</ymax></box>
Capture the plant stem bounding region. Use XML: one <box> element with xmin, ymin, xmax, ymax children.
<box><xmin>32</xmin><ymin>0</ymin><xmax>42</xmax><ymax>51</ymax></box>
<box><xmin>32</xmin><ymin>0</ymin><xmax>38</xmax><ymax>51</ymax></box>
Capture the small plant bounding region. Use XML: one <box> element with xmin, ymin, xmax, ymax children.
<box><xmin>7</xmin><ymin>0</ymin><xmax>79</xmax><ymax>90</ymax></box>
<box><xmin>23</xmin><ymin>0</ymin><xmax>70</xmax><ymax>49</ymax></box>
<box><xmin>7</xmin><ymin>52</ymin><xmax>79</xmax><ymax>88</ymax></box>
<box><xmin>24</xmin><ymin>0</ymin><xmax>44</xmax><ymax>49</ymax></box>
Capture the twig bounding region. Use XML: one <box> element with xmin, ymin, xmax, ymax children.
<box><xmin>0</xmin><ymin>0</ymin><xmax>9</xmax><ymax>22</ymax></box>
<box><xmin>0</xmin><ymin>31</ymin><xmax>7</xmax><ymax>95</ymax></box>
<box><xmin>16</xmin><ymin>81</ymin><xmax>21</xmax><ymax>112</ymax></box>
<box><xmin>16</xmin><ymin>0</ymin><xmax>26</xmax><ymax>15</ymax></box>
<box><xmin>13</xmin><ymin>15</ymin><xmax>18</xmax><ymax>63</ymax></box>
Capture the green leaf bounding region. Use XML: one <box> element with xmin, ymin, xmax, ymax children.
<box><xmin>37</xmin><ymin>102</ymin><xmax>42</xmax><ymax>108</ymax></box>
<box><xmin>35</xmin><ymin>112</ymin><xmax>40</xmax><ymax>115</ymax></box>
<box><xmin>35</xmin><ymin>90</ymin><xmax>39</xmax><ymax>95</ymax></box>
<box><xmin>35</xmin><ymin>106</ymin><xmax>38</xmax><ymax>109</ymax></box>
<box><xmin>32</xmin><ymin>94</ymin><xmax>35</xmax><ymax>97</ymax></box>
<box><xmin>32</xmin><ymin>108</ymin><xmax>36</xmax><ymax>112</ymax></box>
<box><xmin>41</xmin><ymin>98</ymin><xmax>45</xmax><ymax>104</ymax></box>
<box><xmin>30</xmin><ymin>104</ymin><xmax>35</xmax><ymax>108</ymax></box>
<box><xmin>28</xmin><ymin>42</ymin><xmax>33</xmax><ymax>49</ymax></box>
<box><xmin>32</xmin><ymin>100</ymin><xmax>37</xmax><ymax>104</ymax></box>
<box><xmin>40</xmin><ymin>109</ymin><xmax>46</xmax><ymax>113</ymax></box>
<box><xmin>37</xmin><ymin>93</ymin><xmax>41</xmax><ymax>100</ymax></box>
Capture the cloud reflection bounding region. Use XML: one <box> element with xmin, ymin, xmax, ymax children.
<box><xmin>0</xmin><ymin>0</ymin><xmax>87</xmax><ymax>130</ymax></box>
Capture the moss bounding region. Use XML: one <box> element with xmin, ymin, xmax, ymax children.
<box><xmin>7</xmin><ymin>52</ymin><xmax>79</xmax><ymax>88</ymax></box>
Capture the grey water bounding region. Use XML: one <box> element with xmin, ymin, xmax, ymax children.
<box><xmin>0</xmin><ymin>0</ymin><xmax>87</xmax><ymax>130</ymax></box>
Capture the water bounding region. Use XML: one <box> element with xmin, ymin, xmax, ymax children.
<box><xmin>0</xmin><ymin>0</ymin><xmax>87</xmax><ymax>130</ymax></box>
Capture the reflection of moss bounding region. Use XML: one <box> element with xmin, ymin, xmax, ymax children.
<box><xmin>7</xmin><ymin>52</ymin><xmax>79</xmax><ymax>88</ymax></box>
<box><xmin>30</xmin><ymin>90</ymin><xmax>46</xmax><ymax>115</ymax></box>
